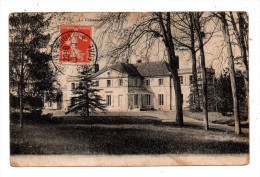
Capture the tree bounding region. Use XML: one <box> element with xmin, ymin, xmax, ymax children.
<box><xmin>213</xmin><ymin>70</ymin><xmax>247</xmax><ymax>117</ymax></box>
<box><xmin>157</xmin><ymin>12</ymin><xmax>184</xmax><ymax>125</ymax></box>
<box><xmin>171</xmin><ymin>12</ymin><xmax>217</xmax><ymax>111</ymax></box>
<box><xmin>229</xmin><ymin>12</ymin><xmax>249</xmax><ymax>109</ymax></box>
<box><xmin>192</xmin><ymin>12</ymin><xmax>209</xmax><ymax>130</ymax></box>
<box><xmin>215</xmin><ymin>12</ymin><xmax>241</xmax><ymax>134</ymax></box>
<box><xmin>9</xmin><ymin>13</ymin><xmax>55</xmax><ymax>128</ymax></box>
<box><xmin>214</xmin><ymin>72</ymin><xmax>234</xmax><ymax>115</ymax></box>
<box><xmin>96</xmin><ymin>12</ymin><xmax>184</xmax><ymax>125</ymax></box>
<box><xmin>66</xmin><ymin>66</ymin><xmax>106</xmax><ymax>116</ymax></box>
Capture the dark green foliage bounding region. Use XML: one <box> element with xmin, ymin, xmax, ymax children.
<box><xmin>10</xmin><ymin>94</ymin><xmax>44</xmax><ymax>111</ymax></box>
<box><xmin>10</xmin><ymin>94</ymin><xmax>20</xmax><ymax>109</ymax></box>
<box><xmin>188</xmin><ymin>88</ymin><xmax>202</xmax><ymax>112</ymax></box>
<box><xmin>188</xmin><ymin>70</ymin><xmax>248</xmax><ymax>119</ymax></box>
<box><xmin>9</xmin><ymin>13</ymin><xmax>55</xmax><ymax>111</ymax></box>
<box><xmin>23</xmin><ymin>96</ymin><xmax>44</xmax><ymax>111</ymax></box>
<box><xmin>66</xmin><ymin>66</ymin><xmax>106</xmax><ymax>116</ymax></box>
<box><xmin>213</xmin><ymin>70</ymin><xmax>248</xmax><ymax>118</ymax></box>
<box><xmin>234</xmin><ymin>71</ymin><xmax>248</xmax><ymax>120</ymax></box>
<box><xmin>214</xmin><ymin>74</ymin><xmax>233</xmax><ymax>114</ymax></box>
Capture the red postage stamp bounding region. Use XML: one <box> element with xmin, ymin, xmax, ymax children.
<box><xmin>60</xmin><ymin>25</ymin><xmax>92</xmax><ymax>63</ymax></box>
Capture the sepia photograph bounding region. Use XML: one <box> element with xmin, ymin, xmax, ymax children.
<box><xmin>9</xmin><ymin>11</ymin><xmax>250</xmax><ymax>166</ymax></box>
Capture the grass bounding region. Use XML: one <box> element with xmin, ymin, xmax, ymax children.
<box><xmin>10</xmin><ymin>114</ymin><xmax>249</xmax><ymax>155</ymax></box>
<box><xmin>183</xmin><ymin>110</ymin><xmax>249</xmax><ymax>127</ymax></box>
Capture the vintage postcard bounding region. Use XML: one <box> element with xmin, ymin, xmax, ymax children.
<box><xmin>9</xmin><ymin>12</ymin><xmax>249</xmax><ymax>166</ymax></box>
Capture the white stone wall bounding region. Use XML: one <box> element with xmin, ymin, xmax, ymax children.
<box><xmin>44</xmin><ymin>66</ymin><xmax>195</xmax><ymax>112</ymax></box>
<box><xmin>143</xmin><ymin>76</ymin><xmax>171</xmax><ymax>111</ymax></box>
<box><xmin>93</xmin><ymin>69</ymin><xmax>130</xmax><ymax>112</ymax></box>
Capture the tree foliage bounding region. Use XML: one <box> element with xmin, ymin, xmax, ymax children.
<box><xmin>214</xmin><ymin>70</ymin><xmax>247</xmax><ymax>118</ymax></box>
<box><xmin>9</xmin><ymin>13</ymin><xmax>56</xmax><ymax>127</ymax></box>
<box><xmin>66</xmin><ymin>67</ymin><xmax>106</xmax><ymax>116</ymax></box>
<box><xmin>96</xmin><ymin>12</ymin><xmax>184</xmax><ymax>125</ymax></box>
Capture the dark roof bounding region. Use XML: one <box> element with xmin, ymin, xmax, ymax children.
<box><xmin>92</xmin><ymin>61</ymin><xmax>214</xmax><ymax>78</ymax></box>
<box><xmin>93</xmin><ymin>61</ymin><xmax>171</xmax><ymax>78</ymax></box>
<box><xmin>92</xmin><ymin>62</ymin><xmax>142</xmax><ymax>78</ymax></box>
<box><xmin>134</xmin><ymin>61</ymin><xmax>171</xmax><ymax>77</ymax></box>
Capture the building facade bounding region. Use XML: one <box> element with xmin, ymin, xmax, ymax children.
<box><xmin>44</xmin><ymin>61</ymin><xmax>214</xmax><ymax>112</ymax></box>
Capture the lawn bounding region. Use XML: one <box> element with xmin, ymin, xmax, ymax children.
<box><xmin>10</xmin><ymin>115</ymin><xmax>249</xmax><ymax>155</ymax></box>
<box><xmin>183</xmin><ymin>110</ymin><xmax>249</xmax><ymax>126</ymax></box>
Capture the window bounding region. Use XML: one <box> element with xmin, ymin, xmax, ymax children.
<box><xmin>158</xmin><ymin>79</ymin><xmax>163</xmax><ymax>86</ymax></box>
<box><xmin>71</xmin><ymin>83</ymin><xmax>75</xmax><ymax>89</ymax></box>
<box><xmin>146</xmin><ymin>79</ymin><xmax>150</xmax><ymax>86</ymax></box>
<box><xmin>118</xmin><ymin>95</ymin><xmax>123</xmax><ymax>106</ymax></box>
<box><xmin>189</xmin><ymin>75</ymin><xmax>193</xmax><ymax>85</ymax></box>
<box><xmin>106</xmin><ymin>95</ymin><xmax>111</xmax><ymax>106</ymax></box>
<box><xmin>107</xmin><ymin>80</ymin><xmax>111</xmax><ymax>87</ymax></box>
<box><xmin>93</xmin><ymin>81</ymin><xmax>99</xmax><ymax>86</ymax></box>
<box><xmin>158</xmin><ymin>94</ymin><xmax>164</xmax><ymax>105</ymax></box>
<box><xmin>134</xmin><ymin>78</ymin><xmax>138</xmax><ymax>86</ymax></box>
<box><xmin>119</xmin><ymin>79</ymin><xmax>123</xmax><ymax>86</ymax></box>
<box><xmin>146</xmin><ymin>94</ymin><xmax>151</xmax><ymax>105</ymax></box>
<box><xmin>179</xmin><ymin>76</ymin><xmax>183</xmax><ymax>84</ymax></box>
<box><xmin>134</xmin><ymin>94</ymin><xmax>138</xmax><ymax>105</ymax></box>
<box><xmin>79</xmin><ymin>82</ymin><xmax>83</xmax><ymax>88</ymax></box>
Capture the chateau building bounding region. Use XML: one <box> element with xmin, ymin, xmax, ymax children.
<box><xmin>44</xmin><ymin>61</ymin><xmax>214</xmax><ymax>112</ymax></box>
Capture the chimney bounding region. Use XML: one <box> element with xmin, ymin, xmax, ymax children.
<box><xmin>93</xmin><ymin>64</ymin><xmax>99</xmax><ymax>73</ymax></box>
<box><xmin>95</xmin><ymin>64</ymin><xmax>99</xmax><ymax>73</ymax></box>
<box><xmin>137</xmin><ymin>59</ymin><xmax>142</xmax><ymax>63</ymax></box>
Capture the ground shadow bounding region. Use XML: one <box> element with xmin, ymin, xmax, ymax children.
<box><xmin>10</xmin><ymin>115</ymin><xmax>249</xmax><ymax>155</ymax></box>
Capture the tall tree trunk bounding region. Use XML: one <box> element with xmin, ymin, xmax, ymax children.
<box><xmin>19</xmin><ymin>85</ymin><xmax>24</xmax><ymax>128</ymax></box>
<box><xmin>193</xmin><ymin>13</ymin><xmax>209</xmax><ymax>130</ymax></box>
<box><xmin>86</xmin><ymin>103</ymin><xmax>90</xmax><ymax>117</ymax></box>
<box><xmin>172</xmin><ymin>69</ymin><xmax>184</xmax><ymax>125</ymax></box>
<box><xmin>189</xmin><ymin>12</ymin><xmax>200</xmax><ymax>110</ymax></box>
<box><xmin>237</xmin><ymin>12</ymin><xmax>249</xmax><ymax>110</ymax></box>
<box><xmin>220</xmin><ymin>12</ymin><xmax>241</xmax><ymax>134</ymax></box>
<box><xmin>19</xmin><ymin>38</ymin><xmax>25</xmax><ymax>129</ymax></box>
<box><xmin>19</xmin><ymin>71</ymin><xmax>24</xmax><ymax>128</ymax></box>
<box><xmin>86</xmin><ymin>81</ymin><xmax>90</xmax><ymax>117</ymax></box>
<box><xmin>191</xmin><ymin>50</ymin><xmax>200</xmax><ymax>110</ymax></box>
<box><xmin>191</xmin><ymin>52</ymin><xmax>200</xmax><ymax>111</ymax></box>
<box><xmin>189</xmin><ymin>13</ymin><xmax>200</xmax><ymax>111</ymax></box>
<box><xmin>230</xmin><ymin>12</ymin><xmax>249</xmax><ymax>110</ymax></box>
<box><xmin>158</xmin><ymin>12</ymin><xmax>183</xmax><ymax>125</ymax></box>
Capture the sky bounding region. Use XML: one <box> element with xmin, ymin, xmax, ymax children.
<box><xmin>44</xmin><ymin>12</ymin><xmax>244</xmax><ymax>78</ymax></box>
